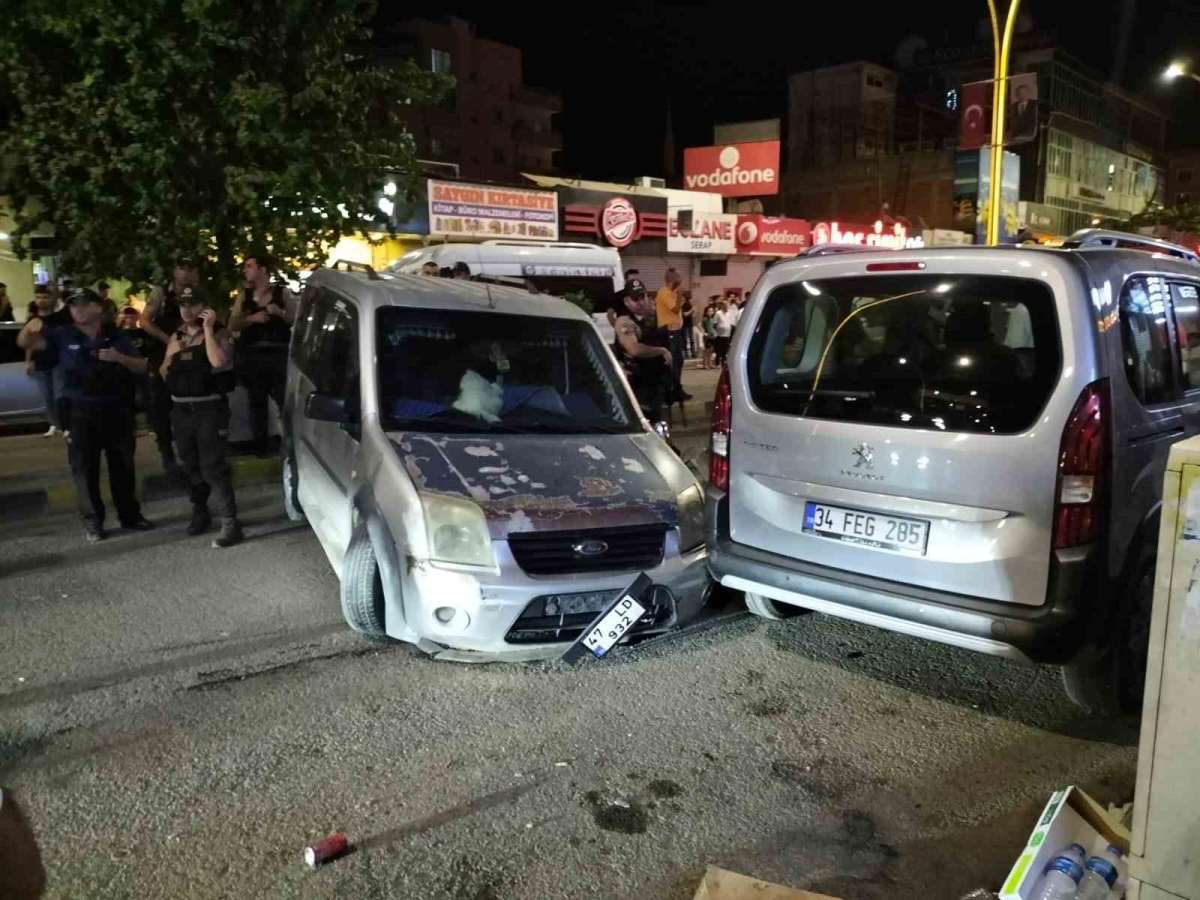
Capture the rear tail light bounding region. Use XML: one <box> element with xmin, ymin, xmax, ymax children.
<box><xmin>1053</xmin><ymin>380</ymin><xmax>1109</xmax><ymax>549</ymax></box>
<box><xmin>709</xmin><ymin>367</ymin><xmax>732</xmax><ymax>491</ymax></box>
<box><xmin>865</xmin><ymin>261</ymin><xmax>926</xmax><ymax>272</ymax></box>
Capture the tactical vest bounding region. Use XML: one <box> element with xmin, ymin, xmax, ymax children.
<box><xmin>239</xmin><ymin>285</ymin><xmax>292</xmax><ymax>348</ymax></box>
<box><xmin>164</xmin><ymin>328</ymin><xmax>237</xmax><ymax>397</ymax></box>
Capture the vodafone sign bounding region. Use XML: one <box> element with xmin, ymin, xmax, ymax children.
<box><xmin>684</xmin><ymin>141</ymin><xmax>780</xmax><ymax>197</ymax></box>
<box><xmin>735</xmin><ymin>215</ymin><xmax>811</xmax><ymax>256</ymax></box>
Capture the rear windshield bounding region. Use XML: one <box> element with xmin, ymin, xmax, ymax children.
<box><xmin>747</xmin><ymin>275</ymin><xmax>1061</xmax><ymax>434</ymax></box>
<box><xmin>376</xmin><ymin>308</ymin><xmax>638</xmax><ymax>435</ymax></box>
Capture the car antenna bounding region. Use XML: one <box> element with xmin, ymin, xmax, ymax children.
<box><xmin>485</xmin><ymin>281</ymin><xmax>496</xmax><ymax>309</ymax></box>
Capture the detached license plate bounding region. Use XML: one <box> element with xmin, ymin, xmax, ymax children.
<box><xmin>803</xmin><ymin>501</ymin><xmax>930</xmax><ymax>556</ymax></box>
<box><xmin>581</xmin><ymin>593</ymin><xmax>648</xmax><ymax>658</ymax></box>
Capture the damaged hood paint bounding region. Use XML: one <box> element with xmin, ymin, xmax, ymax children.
<box><xmin>388</xmin><ymin>433</ymin><xmax>679</xmax><ymax>537</ymax></box>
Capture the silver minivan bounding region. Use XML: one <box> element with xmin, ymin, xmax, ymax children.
<box><xmin>281</xmin><ymin>265</ymin><xmax>707</xmax><ymax>661</ymax></box>
<box><xmin>706</xmin><ymin>230</ymin><xmax>1200</xmax><ymax>712</ymax></box>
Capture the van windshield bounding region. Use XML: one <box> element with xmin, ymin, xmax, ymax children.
<box><xmin>746</xmin><ymin>275</ymin><xmax>1061</xmax><ymax>434</ymax></box>
<box><xmin>376</xmin><ymin>308</ymin><xmax>639</xmax><ymax>435</ymax></box>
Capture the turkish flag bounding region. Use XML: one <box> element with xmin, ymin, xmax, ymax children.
<box><xmin>959</xmin><ymin>80</ymin><xmax>992</xmax><ymax>151</ymax></box>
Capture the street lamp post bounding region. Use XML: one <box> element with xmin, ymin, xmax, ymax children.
<box><xmin>985</xmin><ymin>0</ymin><xmax>1024</xmax><ymax>246</ymax></box>
<box><xmin>1163</xmin><ymin>62</ymin><xmax>1200</xmax><ymax>85</ymax></box>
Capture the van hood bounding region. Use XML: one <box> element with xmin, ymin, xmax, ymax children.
<box><xmin>388</xmin><ymin>433</ymin><xmax>679</xmax><ymax>537</ymax></box>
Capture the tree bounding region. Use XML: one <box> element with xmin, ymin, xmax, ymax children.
<box><xmin>0</xmin><ymin>0</ymin><xmax>449</xmax><ymax>297</ymax></box>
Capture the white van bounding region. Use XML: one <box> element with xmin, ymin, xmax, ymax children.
<box><xmin>386</xmin><ymin>241</ymin><xmax>624</xmax><ymax>342</ymax></box>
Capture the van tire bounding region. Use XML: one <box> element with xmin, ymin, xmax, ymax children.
<box><xmin>745</xmin><ymin>592</ymin><xmax>810</xmax><ymax>621</ymax></box>
<box><xmin>341</xmin><ymin>538</ymin><xmax>388</xmax><ymax>639</ymax></box>
<box><xmin>281</xmin><ymin>450</ymin><xmax>305</xmax><ymax>523</ymax></box>
<box><xmin>1061</xmin><ymin>538</ymin><xmax>1156</xmax><ymax>716</ymax></box>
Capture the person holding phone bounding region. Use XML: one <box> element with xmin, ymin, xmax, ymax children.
<box><xmin>24</xmin><ymin>288</ymin><xmax>153</xmax><ymax>542</ymax></box>
<box><xmin>161</xmin><ymin>285</ymin><xmax>242</xmax><ymax>548</ymax></box>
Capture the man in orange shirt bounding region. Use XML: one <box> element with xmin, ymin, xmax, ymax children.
<box><xmin>654</xmin><ymin>268</ymin><xmax>691</xmax><ymax>401</ymax></box>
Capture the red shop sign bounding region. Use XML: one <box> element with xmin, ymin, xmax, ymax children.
<box><xmin>683</xmin><ymin>141</ymin><xmax>781</xmax><ymax>197</ymax></box>
<box><xmin>735</xmin><ymin>215</ymin><xmax>811</xmax><ymax>255</ymax></box>
<box><xmin>563</xmin><ymin>199</ymin><xmax>668</xmax><ymax>247</ymax></box>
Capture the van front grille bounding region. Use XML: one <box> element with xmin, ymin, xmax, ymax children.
<box><xmin>507</xmin><ymin>523</ymin><xmax>667</xmax><ymax>576</ymax></box>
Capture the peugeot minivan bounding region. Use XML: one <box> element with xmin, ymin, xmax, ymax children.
<box><xmin>281</xmin><ymin>264</ymin><xmax>707</xmax><ymax>661</ymax></box>
<box><xmin>706</xmin><ymin>230</ymin><xmax>1200</xmax><ymax>711</ymax></box>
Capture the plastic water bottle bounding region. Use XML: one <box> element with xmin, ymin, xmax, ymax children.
<box><xmin>1028</xmin><ymin>855</ymin><xmax>1083</xmax><ymax>900</ymax></box>
<box><xmin>1100</xmin><ymin>845</ymin><xmax>1127</xmax><ymax>892</ymax></box>
<box><xmin>1058</xmin><ymin>842</ymin><xmax>1087</xmax><ymax>867</ymax></box>
<box><xmin>1076</xmin><ymin>855</ymin><xmax>1119</xmax><ymax>899</ymax></box>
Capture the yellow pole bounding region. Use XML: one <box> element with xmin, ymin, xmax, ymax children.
<box><xmin>987</xmin><ymin>0</ymin><xmax>1023</xmax><ymax>245</ymax></box>
<box><xmin>985</xmin><ymin>0</ymin><xmax>1001</xmax><ymax>244</ymax></box>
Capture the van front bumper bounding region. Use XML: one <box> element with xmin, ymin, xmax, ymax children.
<box><xmin>403</xmin><ymin>536</ymin><xmax>710</xmax><ymax>663</ymax></box>
<box><xmin>705</xmin><ymin>490</ymin><xmax>1090</xmax><ymax>665</ymax></box>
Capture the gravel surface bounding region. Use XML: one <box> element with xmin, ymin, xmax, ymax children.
<box><xmin>0</xmin><ymin>484</ymin><xmax>1138</xmax><ymax>899</ymax></box>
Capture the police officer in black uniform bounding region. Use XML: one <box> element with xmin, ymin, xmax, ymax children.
<box><xmin>27</xmin><ymin>289</ymin><xmax>154</xmax><ymax>542</ymax></box>
<box><xmin>139</xmin><ymin>262</ymin><xmax>197</xmax><ymax>472</ymax></box>
<box><xmin>160</xmin><ymin>285</ymin><xmax>243</xmax><ymax>548</ymax></box>
<box><xmin>229</xmin><ymin>253</ymin><xmax>294</xmax><ymax>456</ymax></box>
<box><xmin>612</xmin><ymin>279</ymin><xmax>674</xmax><ymax>422</ymax></box>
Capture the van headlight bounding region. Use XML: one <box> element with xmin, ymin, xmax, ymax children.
<box><xmin>419</xmin><ymin>493</ymin><xmax>496</xmax><ymax>570</ymax></box>
<box><xmin>677</xmin><ymin>484</ymin><xmax>705</xmax><ymax>552</ymax></box>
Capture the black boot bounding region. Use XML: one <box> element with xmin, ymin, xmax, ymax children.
<box><xmin>187</xmin><ymin>507</ymin><xmax>212</xmax><ymax>536</ymax></box>
<box><xmin>212</xmin><ymin>518</ymin><xmax>244</xmax><ymax>548</ymax></box>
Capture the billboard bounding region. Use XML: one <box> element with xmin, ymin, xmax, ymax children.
<box><xmin>734</xmin><ymin>215</ymin><xmax>811</xmax><ymax>256</ymax></box>
<box><xmin>975</xmin><ymin>148</ymin><xmax>1021</xmax><ymax>244</ymax></box>
<box><xmin>683</xmin><ymin>141</ymin><xmax>781</xmax><ymax>197</ymax></box>
<box><xmin>427</xmin><ymin>180</ymin><xmax>559</xmax><ymax>240</ymax></box>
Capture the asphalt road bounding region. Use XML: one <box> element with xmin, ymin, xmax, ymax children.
<box><xmin>0</xmin><ymin>485</ymin><xmax>1139</xmax><ymax>900</ymax></box>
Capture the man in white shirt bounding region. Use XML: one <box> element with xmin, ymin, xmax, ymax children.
<box><xmin>713</xmin><ymin>301</ymin><xmax>737</xmax><ymax>366</ymax></box>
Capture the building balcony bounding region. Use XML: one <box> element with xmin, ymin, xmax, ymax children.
<box><xmin>511</xmin><ymin>85</ymin><xmax>563</xmax><ymax>113</ymax></box>
<box><xmin>512</xmin><ymin>122</ymin><xmax>563</xmax><ymax>151</ymax></box>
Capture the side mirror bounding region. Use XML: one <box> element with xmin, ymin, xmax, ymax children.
<box><xmin>305</xmin><ymin>391</ymin><xmax>350</xmax><ymax>424</ymax></box>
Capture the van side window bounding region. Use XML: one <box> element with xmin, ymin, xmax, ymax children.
<box><xmin>1119</xmin><ymin>276</ymin><xmax>1176</xmax><ymax>405</ymax></box>
<box><xmin>1170</xmin><ymin>282</ymin><xmax>1200</xmax><ymax>391</ymax></box>
<box><xmin>311</xmin><ymin>301</ymin><xmax>359</xmax><ymax>414</ymax></box>
<box><xmin>297</xmin><ymin>290</ymin><xmax>332</xmax><ymax>378</ymax></box>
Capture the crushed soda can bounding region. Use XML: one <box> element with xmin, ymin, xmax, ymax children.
<box><xmin>305</xmin><ymin>832</ymin><xmax>349</xmax><ymax>869</ymax></box>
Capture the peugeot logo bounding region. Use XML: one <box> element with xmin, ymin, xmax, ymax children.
<box><xmin>852</xmin><ymin>442</ymin><xmax>875</xmax><ymax>469</ymax></box>
<box><xmin>572</xmin><ymin>539</ymin><xmax>609</xmax><ymax>558</ymax></box>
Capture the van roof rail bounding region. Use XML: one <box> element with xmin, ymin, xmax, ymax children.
<box><xmin>479</xmin><ymin>240</ymin><xmax>601</xmax><ymax>250</ymax></box>
<box><xmin>1062</xmin><ymin>228</ymin><xmax>1200</xmax><ymax>264</ymax></box>
<box><xmin>329</xmin><ymin>259</ymin><xmax>380</xmax><ymax>279</ymax></box>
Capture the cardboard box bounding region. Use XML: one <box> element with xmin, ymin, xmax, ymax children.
<box><xmin>999</xmin><ymin>786</ymin><xmax>1132</xmax><ymax>899</ymax></box>
<box><xmin>693</xmin><ymin>866</ymin><xmax>841</xmax><ymax>900</ymax></box>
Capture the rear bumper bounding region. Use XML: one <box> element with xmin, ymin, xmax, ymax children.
<box><xmin>705</xmin><ymin>490</ymin><xmax>1091</xmax><ymax>664</ymax></box>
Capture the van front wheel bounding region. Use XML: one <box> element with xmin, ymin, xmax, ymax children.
<box><xmin>341</xmin><ymin>538</ymin><xmax>388</xmax><ymax>639</ymax></box>
<box><xmin>745</xmin><ymin>592</ymin><xmax>811</xmax><ymax>621</ymax></box>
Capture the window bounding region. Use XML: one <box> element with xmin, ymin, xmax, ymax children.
<box><xmin>1172</xmin><ymin>282</ymin><xmax>1200</xmax><ymax>391</ymax></box>
<box><xmin>375</xmin><ymin>308</ymin><xmax>637</xmax><ymax>434</ymax></box>
<box><xmin>293</xmin><ymin>286</ymin><xmax>326</xmax><ymax>375</ymax></box>
<box><xmin>746</xmin><ymin>275</ymin><xmax>1062</xmax><ymax>434</ymax></box>
<box><xmin>312</xmin><ymin>300</ymin><xmax>359</xmax><ymax>409</ymax></box>
<box><xmin>430</xmin><ymin>48</ymin><xmax>452</xmax><ymax>75</ymax></box>
<box><xmin>1119</xmin><ymin>276</ymin><xmax>1175</xmax><ymax>405</ymax></box>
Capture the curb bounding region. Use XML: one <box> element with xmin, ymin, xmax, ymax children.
<box><xmin>0</xmin><ymin>456</ymin><xmax>281</xmax><ymax>524</ymax></box>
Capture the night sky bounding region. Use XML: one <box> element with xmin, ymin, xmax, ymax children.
<box><xmin>383</xmin><ymin>0</ymin><xmax>1200</xmax><ymax>178</ymax></box>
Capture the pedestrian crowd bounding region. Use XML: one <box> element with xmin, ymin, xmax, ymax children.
<box><xmin>14</xmin><ymin>254</ymin><xmax>297</xmax><ymax>547</ymax></box>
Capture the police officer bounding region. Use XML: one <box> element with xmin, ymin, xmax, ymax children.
<box><xmin>139</xmin><ymin>261</ymin><xmax>198</xmax><ymax>472</ymax></box>
<box><xmin>229</xmin><ymin>253</ymin><xmax>294</xmax><ymax>456</ymax></box>
<box><xmin>161</xmin><ymin>285</ymin><xmax>243</xmax><ymax>548</ymax></box>
<box><xmin>26</xmin><ymin>289</ymin><xmax>153</xmax><ymax>542</ymax></box>
<box><xmin>612</xmin><ymin>279</ymin><xmax>674</xmax><ymax>422</ymax></box>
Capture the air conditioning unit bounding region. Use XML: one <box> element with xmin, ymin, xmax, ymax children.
<box><xmin>637</xmin><ymin>176</ymin><xmax>666</xmax><ymax>188</ymax></box>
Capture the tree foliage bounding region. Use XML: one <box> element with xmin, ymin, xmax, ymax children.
<box><xmin>0</xmin><ymin>0</ymin><xmax>449</xmax><ymax>294</ymax></box>
<box><xmin>1122</xmin><ymin>202</ymin><xmax>1200</xmax><ymax>235</ymax></box>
